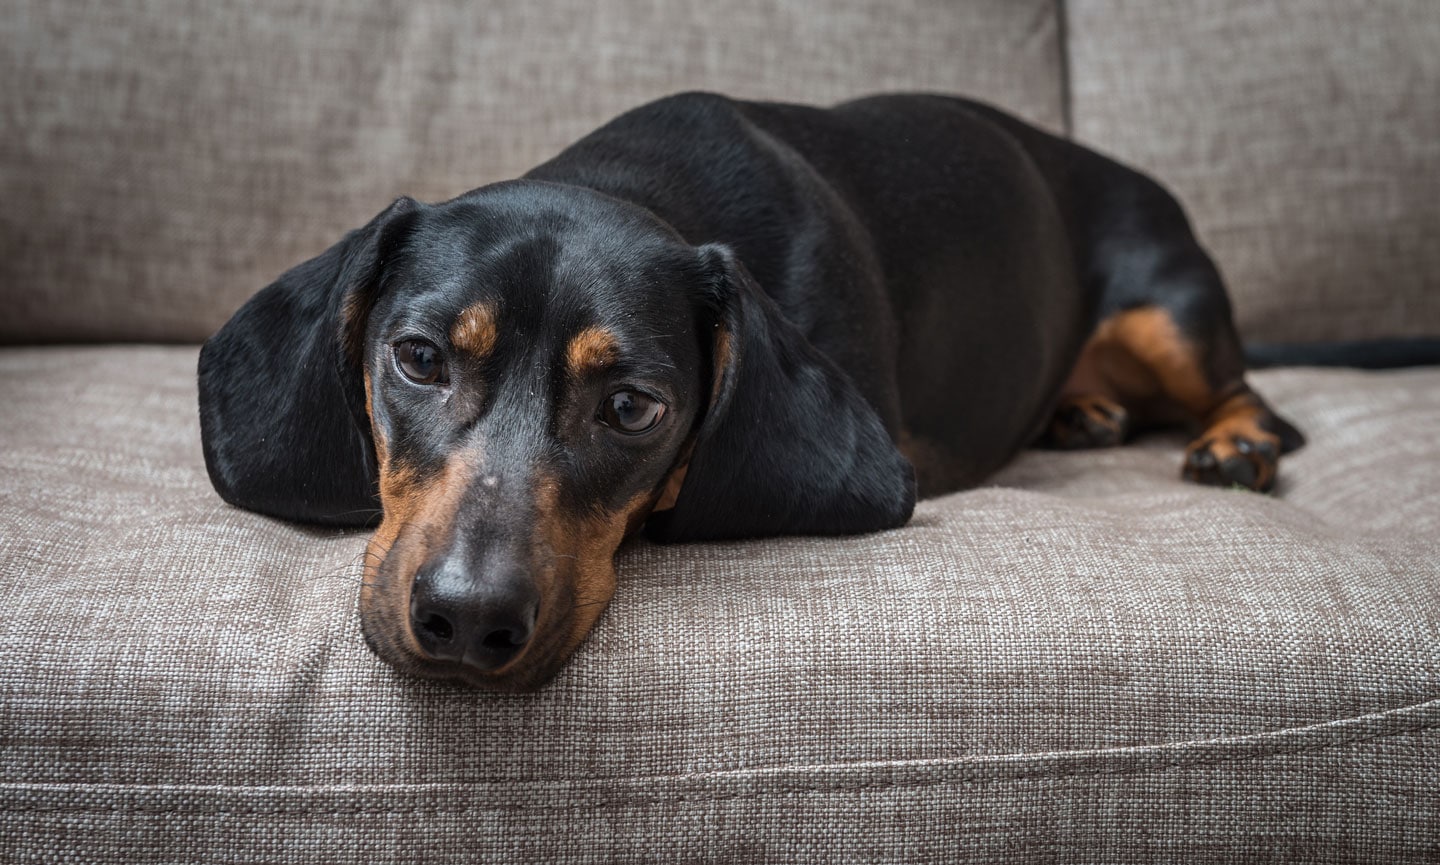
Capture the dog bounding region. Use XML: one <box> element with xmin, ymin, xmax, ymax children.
<box><xmin>198</xmin><ymin>92</ymin><xmax>1304</xmax><ymax>691</ymax></box>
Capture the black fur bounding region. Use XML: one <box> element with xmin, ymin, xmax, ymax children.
<box><xmin>198</xmin><ymin>197</ymin><xmax>419</xmax><ymax>525</ymax></box>
<box><xmin>645</xmin><ymin>244</ymin><xmax>915</xmax><ymax>541</ymax></box>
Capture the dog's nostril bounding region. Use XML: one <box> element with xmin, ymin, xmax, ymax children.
<box><xmin>482</xmin><ymin>628</ymin><xmax>524</xmax><ymax>650</ymax></box>
<box><xmin>417</xmin><ymin>613</ymin><xmax>454</xmax><ymax>642</ymax></box>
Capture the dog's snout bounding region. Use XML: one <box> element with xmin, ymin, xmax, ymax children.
<box><xmin>409</xmin><ymin>557</ymin><xmax>539</xmax><ymax>672</ymax></box>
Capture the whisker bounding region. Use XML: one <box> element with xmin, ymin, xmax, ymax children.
<box><xmin>306</xmin><ymin>544</ymin><xmax>392</xmax><ymax>587</ymax></box>
<box><xmin>322</xmin><ymin>506</ymin><xmax>385</xmax><ymax>517</ymax></box>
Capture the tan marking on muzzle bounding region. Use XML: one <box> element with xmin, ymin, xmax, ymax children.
<box><xmin>360</xmin><ymin>370</ymin><xmax>478</xmax><ymax>661</ymax></box>
<box><xmin>532</xmin><ymin>477</ymin><xmax>656</xmax><ymax>668</ymax></box>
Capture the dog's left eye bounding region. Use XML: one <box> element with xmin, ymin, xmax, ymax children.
<box><xmin>394</xmin><ymin>340</ymin><xmax>449</xmax><ymax>385</ymax></box>
<box><xmin>598</xmin><ymin>390</ymin><xmax>666</xmax><ymax>434</ymax></box>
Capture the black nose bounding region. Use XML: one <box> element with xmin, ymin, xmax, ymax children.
<box><xmin>409</xmin><ymin>557</ymin><xmax>539</xmax><ymax>672</ymax></box>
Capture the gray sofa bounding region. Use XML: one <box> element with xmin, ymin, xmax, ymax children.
<box><xmin>2</xmin><ymin>1</ymin><xmax>1437</xmax><ymax>861</ymax></box>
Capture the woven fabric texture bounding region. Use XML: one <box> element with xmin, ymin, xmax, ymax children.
<box><xmin>1</xmin><ymin>346</ymin><xmax>1437</xmax><ymax>862</ymax></box>
<box><xmin>1068</xmin><ymin>0</ymin><xmax>1440</xmax><ymax>343</ymax></box>
<box><xmin>0</xmin><ymin>0</ymin><xmax>1063</xmax><ymax>344</ymax></box>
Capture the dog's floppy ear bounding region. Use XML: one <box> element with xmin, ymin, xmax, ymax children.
<box><xmin>198</xmin><ymin>197</ymin><xmax>420</xmax><ymax>526</ymax></box>
<box><xmin>646</xmin><ymin>244</ymin><xmax>915</xmax><ymax>542</ymax></box>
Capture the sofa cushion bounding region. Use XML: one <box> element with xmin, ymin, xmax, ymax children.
<box><xmin>1</xmin><ymin>345</ymin><xmax>1436</xmax><ymax>861</ymax></box>
<box><xmin>1068</xmin><ymin>0</ymin><xmax>1440</xmax><ymax>343</ymax></box>
<box><xmin>0</xmin><ymin>0</ymin><xmax>1064</xmax><ymax>344</ymax></box>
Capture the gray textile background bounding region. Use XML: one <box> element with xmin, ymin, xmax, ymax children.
<box><xmin>4</xmin><ymin>0</ymin><xmax>1439</xmax><ymax>343</ymax></box>
<box><xmin>2</xmin><ymin>348</ymin><xmax>1437</xmax><ymax>861</ymax></box>
<box><xmin>0</xmin><ymin>0</ymin><xmax>1063</xmax><ymax>344</ymax></box>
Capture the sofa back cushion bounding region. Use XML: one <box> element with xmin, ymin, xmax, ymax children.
<box><xmin>8</xmin><ymin>0</ymin><xmax>1437</xmax><ymax>345</ymax></box>
<box><xmin>1068</xmin><ymin>0</ymin><xmax>1440</xmax><ymax>343</ymax></box>
<box><xmin>0</xmin><ymin>0</ymin><xmax>1063</xmax><ymax>343</ymax></box>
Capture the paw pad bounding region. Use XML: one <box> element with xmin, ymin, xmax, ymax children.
<box><xmin>1183</xmin><ymin>432</ymin><xmax>1280</xmax><ymax>493</ymax></box>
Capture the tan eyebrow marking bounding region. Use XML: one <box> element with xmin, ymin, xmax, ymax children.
<box><xmin>451</xmin><ymin>302</ymin><xmax>498</xmax><ymax>358</ymax></box>
<box><xmin>566</xmin><ymin>326</ymin><xmax>621</xmax><ymax>376</ymax></box>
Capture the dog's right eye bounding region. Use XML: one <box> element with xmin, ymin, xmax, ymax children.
<box><xmin>598</xmin><ymin>390</ymin><xmax>666</xmax><ymax>435</ymax></box>
<box><xmin>394</xmin><ymin>340</ymin><xmax>449</xmax><ymax>385</ymax></box>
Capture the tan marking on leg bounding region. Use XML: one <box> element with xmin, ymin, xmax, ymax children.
<box><xmin>565</xmin><ymin>327</ymin><xmax>620</xmax><ymax>377</ymax></box>
<box><xmin>1104</xmin><ymin>307</ymin><xmax>1218</xmax><ymax>414</ymax></box>
<box><xmin>451</xmin><ymin>302</ymin><xmax>498</xmax><ymax>358</ymax></box>
<box><xmin>1062</xmin><ymin>307</ymin><xmax>1286</xmax><ymax>492</ymax></box>
<box><xmin>1063</xmin><ymin>307</ymin><xmax>1220</xmax><ymax>416</ymax></box>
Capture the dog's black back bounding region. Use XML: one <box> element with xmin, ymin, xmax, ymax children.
<box><xmin>529</xmin><ymin>92</ymin><xmax>1177</xmax><ymax>492</ymax></box>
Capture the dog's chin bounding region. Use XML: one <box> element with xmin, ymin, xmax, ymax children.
<box><xmin>383</xmin><ymin>648</ymin><xmax>568</xmax><ymax>693</ymax></box>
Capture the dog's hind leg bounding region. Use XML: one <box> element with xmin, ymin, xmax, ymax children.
<box><xmin>1012</xmin><ymin>128</ymin><xmax>1307</xmax><ymax>491</ymax></box>
<box><xmin>1058</xmin><ymin>250</ymin><xmax>1304</xmax><ymax>491</ymax></box>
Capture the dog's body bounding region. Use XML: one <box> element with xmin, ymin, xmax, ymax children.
<box><xmin>199</xmin><ymin>92</ymin><xmax>1301</xmax><ymax>690</ymax></box>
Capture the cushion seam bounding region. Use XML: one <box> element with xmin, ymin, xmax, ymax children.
<box><xmin>2</xmin><ymin>714</ymin><xmax>1434</xmax><ymax>814</ymax></box>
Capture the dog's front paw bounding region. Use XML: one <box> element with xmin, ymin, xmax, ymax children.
<box><xmin>1183</xmin><ymin>429</ymin><xmax>1281</xmax><ymax>492</ymax></box>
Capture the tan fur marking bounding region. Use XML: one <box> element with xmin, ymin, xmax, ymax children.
<box><xmin>654</xmin><ymin>464</ymin><xmax>688</xmax><ymax>512</ymax></box>
<box><xmin>360</xmin><ymin>454</ymin><xmax>476</xmax><ymax>659</ymax></box>
<box><xmin>531</xmin><ymin>479</ymin><xmax>657</xmax><ymax>673</ymax></box>
<box><xmin>451</xmin><ymin>302</ymin><xmax>498</xmax><ymax>358</ymax></box>
<box><xmin>1061</xmin><ymin>309</ymin><xmax>1286</xmax><ymax>491</ymax></box>
<box><xmin>357</xmin><ymin>359</ymin><xmax>664</xmax><ymax>686</ymax></box>
<box><xmin>710</xmin><ymin>326</ymin><xmax>733</xmax><ymax>404</ymax></box>
<box><xmin>651</xmin><ymin>438</ymin><xmax>696</xmax><ymax>514</ymax></box>
<box><xmin>1062</xmin><ymin>307</ymin><xmax>1220</xmax><ymax>419</ymax></box>
<box><xmin>1064</xmin><ymin>394</ymin><xmax>1126</xmax><ymax>431</ymax></box>
<box><xmin>340</xmin><ymin>292</ymin><xmax>373</xmax><ymax>364</ymax></box>
<box><xmin>566</xmin><ymin>327</ymin><xmax>620</xmax><ymax>376</ymax></box>
<box><xmin>360</xmin><ymin>365</ymin><xmax>477</xmax><ymax>661</ymax></box>
<box><xmin>1186</xmin><ymin>393</ymin><xmax>1281</xmax><ymax>489</ymax></box>
<box><xmin>363</xmin><ymin>370</ymin><xmax>376</xmax><ymax>436</ymax></box>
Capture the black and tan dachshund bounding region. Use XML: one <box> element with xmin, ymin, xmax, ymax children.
<box><xmin>199</xmin><ymin>92</ymin><xmax>1304</xmax><ymax>691</ymax></box>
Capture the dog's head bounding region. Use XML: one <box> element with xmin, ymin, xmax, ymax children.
<box><xmin>199</xmin><ymin>182</ymin><xmax>913</xmax><ymax>690</ymax></box>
